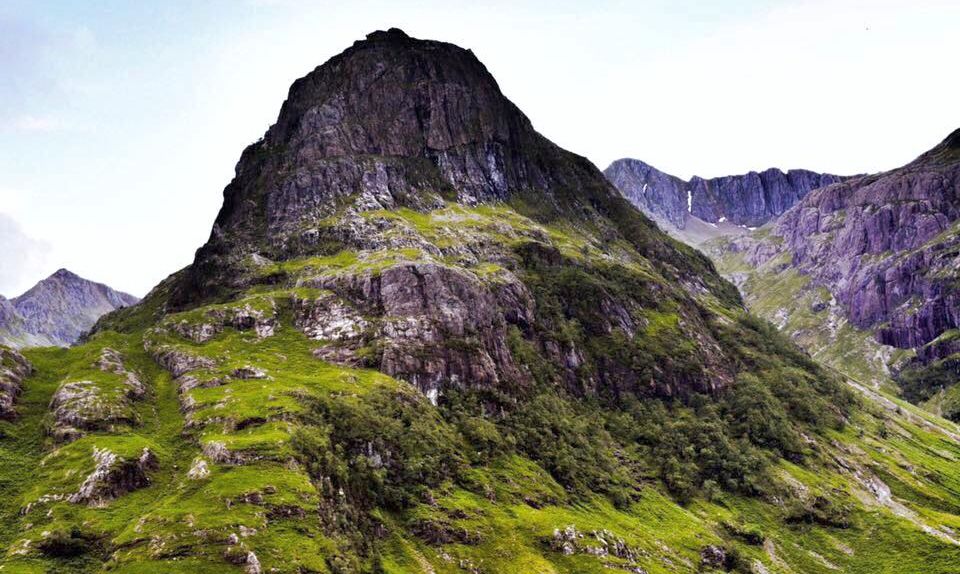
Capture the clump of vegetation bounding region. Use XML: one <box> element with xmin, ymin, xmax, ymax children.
<box><xmin>36</xmin><ymin>526</ymin><xmax>103</xmax><ymax>558</ymax></box>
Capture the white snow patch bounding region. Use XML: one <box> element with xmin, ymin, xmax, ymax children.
<box><xmin>718</xmin><ymin>216</ymin><xmax>726</xmax><ymax>223</ymax></box>
<box><xmin>686</xmin><ymin>190</ymin><xmax>692</xmax><ymax>212</ymax></box>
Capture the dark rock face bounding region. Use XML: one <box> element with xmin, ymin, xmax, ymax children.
<box><xmin>0</xmin><ymin>269</ymin><xmax>139</xmax><ymax>348</ymax></box>
<box><xmin>0</xmin><ymin>345</ymin><xmax>32</xmax><ymax>419</ymax></box>
<box><xmin>605</xmin><ymin>158</ymin><xmax>845</xmax><ymax>229</ymax></box>
<box><xmin>296</xmin><ymin>263</ymin><xmax>530</xmax><ymax>400</ymax></box>
<box><xmin>604</xmin><ymin>160</ymin><xmax>689</xmax><ymax>228</ymax></box>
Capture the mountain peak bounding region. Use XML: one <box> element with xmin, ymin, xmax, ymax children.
<box><xmin>942</xmin><ymin>126</ymin><xmax>960</xmax><ymax>149</ymax></box>
<box><xmin>364</xmin><ymin>27</ymin><xmax>412</xmax><ymax>42</ymax></box>
<box><xmin>49</xmin><ymin>268</ymin><xmax>80</xmax><ymax>281</ymax></box>
<box><xmin>181</xmin><ymin>30</ymin><xmax>675</xmax><ymax>302</ymax></box>
<box><xmin>0</xmin><ymin>270</ymin><xmax>139</xmax><ymax>348</ymax></box>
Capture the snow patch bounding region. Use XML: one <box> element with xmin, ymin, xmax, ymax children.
<box><xmin>686</xmin><ymin>190</ymin><xmax>692</xmax><ymax>212</ymax></box>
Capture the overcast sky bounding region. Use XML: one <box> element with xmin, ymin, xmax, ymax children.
<box><xmin>2</xmin><ymin>0</ymin><xmax>958</xmax><ymax>297</ymax></box>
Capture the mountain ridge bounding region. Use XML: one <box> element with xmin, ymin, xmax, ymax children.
<box><xmin>605</xmin><ymin>158</ymin><xmax>847</xmax><ymax>232</ymax></box>
<box><xmin>0</xmin><ymin>268</ymin><xmax>139</xmax><ymax>348</ymax></box>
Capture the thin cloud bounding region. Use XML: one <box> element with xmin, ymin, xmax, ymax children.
<box><xmin>0</xmin><ymin>212</ymin><xmax>52</xmax><ymax>297</ymax></box>
<box><xmin>10</xmin><ymin>114</ymin><xmax>73</xmax><ymax>133</ymax></box>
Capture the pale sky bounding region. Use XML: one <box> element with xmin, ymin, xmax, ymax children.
<box><xmin>1</xmin><ymin>0</ymin><xmax>958</xmax><ymax>297</ymax></box>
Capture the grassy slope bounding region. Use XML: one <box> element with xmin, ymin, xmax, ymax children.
<box><xmin>1</xmin><ymin>203</ymin><xmax>959</xmax><ymax>573</ymax></box>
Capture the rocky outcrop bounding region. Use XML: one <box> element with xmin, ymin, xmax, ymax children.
<box><xmin>0</xmin><ymin>345</ymin><xmax>32</xmax><ymax>418</ymax></box>
<box><xmin>169</xmin><ymin>299</ymin><xmax>278</xmax><ymax>343</ymax></box>
<box><xmin>0</xmin><ymin>269</ymin><xmax>139</xmax><ymax>348</ymax></box>
<box><xmin>298</xmin><ymin>263</ymin><xmax>530</xmax><ymax>400</ymax></box>
<box><xmin>68</xmin><ymin>446</ymin><xmax>158</xmax><ymax>507</ymax></box>
<box><xmin>605</xmin><ymin>158</ymin><xmax>845</xmax><ymax>230</ymax></box>
<box><xmin>775</xmin><ymin>131</ymin><xmax>960</xmax><ymax>347</ymax></box>
<box><xmin>159</xmin><ymin>28</ymin><xmax>746</xmax><ymax>404</ymax></box>
<box><xmin>145</xmin><ymin>341</ymin><xmax>216</xmax><ymax>378</ymax></box>
<box><xmin>48</xmin><ymin>348</ymin><xmax>145</xmax><ymax>442</ymax></box>
<box><xmin>549</xmin><ymin>525</ymin><xmax>646</xmax><ymax>572</ymax></box>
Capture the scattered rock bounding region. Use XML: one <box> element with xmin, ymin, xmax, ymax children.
<box><xmin>549</xmin><ymin>525</ymin><xmax>646</xmax><ymax>571</ymax></box>
<box><xmin>187</xmin><ymin>457</ymin><xmax>210</xmax><ymax>480</ymax></box>
<box><xmin>700</xmin><ymin>545</ymin><xmax>728</xmax><ymax>569</ymax></box>
<box><xmin>231</xmin><ymin>365</ymin><xmax>267</xmax><ymax>380</ymax></box>
<box><xmin>0</xmin><ymin>346</ymin><xmax>31</xmax><ymax>419</ymax></box>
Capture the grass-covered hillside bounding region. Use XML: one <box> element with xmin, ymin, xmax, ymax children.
<box><xmin>2</xmin><ymin>200</ymin><xmax>960</xmax><ymax>573</ymax></box>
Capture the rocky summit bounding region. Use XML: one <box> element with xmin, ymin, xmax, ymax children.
<box><xmin>2</xmin><ymin>29</ymin><xmax>960</xmax><ymax>574</ymax></box>
<box><xmin>605</xmin><ymin>158</ymin><xmax>845</xmax><ymax>231</ymax></box>
<box><xmin>0</xmin><ymin>269</ymin><xmax>139</xmax><ymax>348</ymax></box>
<box><xmin>709</xmin><ymin>129</ymin><xmax>960</xmax><ymax>418</ymax></box>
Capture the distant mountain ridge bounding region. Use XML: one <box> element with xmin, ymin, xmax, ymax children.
<box><xmin>605</xmin><ymin>158</ymin><xmax>847</xmax><ymax>230</ymax></box>
<box><xmin>0</xmin><ymin>269</ymin><xmax>139</xmax><ymax>348</ymax></box>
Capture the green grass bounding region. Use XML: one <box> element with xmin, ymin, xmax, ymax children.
<box><xmin>4</xmin><ymin>201</ymin><xmax>960</xmax><ymax>573</ymax></box>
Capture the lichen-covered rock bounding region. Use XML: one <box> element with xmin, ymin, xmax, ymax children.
<box><xmin>292</xmin><ymin>292</ymin><xmax>369</xmax><ymax>341</ymax></box>
<box><xmin>96</xmin><ymin>348</ymin><xmax>146</xmax><ymax>399</ymax></box>
<box><xmin>0</xmin><ymin>345</ymin><xmax>31</xmax><ymax>419</ymax></box>
<box><xmin>69</xmin><ymin>447</ymin><xmax>158</xmax><ymax>507</ymax></box>
<box><xmin>187</xmin><ymin>457</ymin><xmax>211</xmax><ymax>480</ymax></box>
<box><xmin>48</xmin><ymin>381</ymin><xmax>135</xmax><ymax>442</ymax></box>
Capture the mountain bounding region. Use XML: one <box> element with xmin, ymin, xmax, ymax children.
<box><xmin>0</xmin><ymin>269</ymin><xmax>139</xmax><ymax>348</ymax></box>
<box><xmin>3</xmin><ymin>29</ymin><xmax>960</xmax><ymax>574</ymax></box>
<box><xmin>708</xmin><ymin>129</ymin><xmax>960</xmax><ymax>417</ymax></box>
<box><xmin>605</xmin><ymin>158</ymin><xmax>846</xmax><ymax>241</ymax></box>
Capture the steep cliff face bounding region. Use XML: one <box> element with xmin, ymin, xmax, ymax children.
<box><xmin>711</xmin><ymin>129</ymin><xmax>960</xmax><ymax>417</ymax></box>
<box><xmin>0</xmin><ymin>269</ymin><xmax>139</xmax><ymax>348</ymax></box>
<box><xmin>605</xmin><ymin>158</ymin><xmax>845</xmax><ymax>230</ymax></box>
